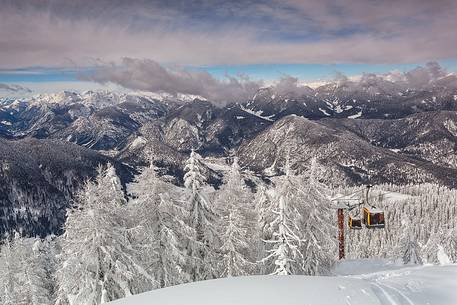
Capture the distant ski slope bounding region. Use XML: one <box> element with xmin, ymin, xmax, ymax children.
<box><xmin>109</xmin><ymin>260</ymin><xmax>457</xmax><ymax>305</ymax></box>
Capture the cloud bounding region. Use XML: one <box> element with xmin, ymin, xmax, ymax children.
<box><xmin>84</xmin><ymin>58</ymin><xmax>263</xmax><ymax>105</ymax></box>
<box><xmin>0</xmin><ymin>0</ymin><xmax>457</xmax><ymax>68</ymax></box>
<box><xmin>374</xmin><ymin>61</ymin><xmax>452</xmax><ymax>90</ymax></box>
<box><xmin>84</xmin><ymin>59</ymin><xmax>320</xmax><ymax>103</ymax></box>
<box><xmin>404</xmin><ymin>61</ymin><xmax>449</xmax><ymax>88</ymax></box>
<box><xmin>331</xmin><ymin>61</ymin><xmax>456</xmax><ymax>93</ymax></box>
<box><xmin>0</xmin><ymin>83</ymin><xmax>31</xmax><ymax>93</ymax></box>
<box><xmin>271</xmin><ymin>76</ymin><xmax>313</xmax><ymax>97</ymax></box>
<box><xmin>84</xmin><ymin>60</ymin><xmax>456</xmax><ymax>104</ymax></box>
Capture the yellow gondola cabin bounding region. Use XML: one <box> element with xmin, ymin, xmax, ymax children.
<box><xmin>363</xmin><ymin>207</ymin><xmax>385</xmax><ymax>228</ymax></box>
<box><xmin>348</xmin><ymin>216</ymin><xmax>362</xmax><ymax>229</ymax></box>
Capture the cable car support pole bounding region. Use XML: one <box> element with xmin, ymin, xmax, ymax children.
<box><xmin>337</xmin><ymin>207</ymin><xmax>345</xmax><ymax>260</ymax></box>
<box><xmin>333</xmin><ymin>188</ymin><xmax>367</xmax><ymax>260</ymax></box>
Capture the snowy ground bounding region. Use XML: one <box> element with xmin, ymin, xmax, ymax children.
<box><xmin>110</xmin><ymin>261</ymin><xmax>457</xmax><ymax>305</ymax></box>
<box><xmin>335</xmin><ymin>260</ymin><xmax>457</xmax><ymax>305</ymax></box>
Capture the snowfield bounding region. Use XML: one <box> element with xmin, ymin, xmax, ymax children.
<box><xmin>109</xmin><ymin>262</ymin><xmax>457</xmax><ymax>305</ymax></box>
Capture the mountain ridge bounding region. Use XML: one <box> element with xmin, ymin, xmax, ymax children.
<box><xmin>2</xmin><ymin>86</ymin><xmax>457</xmax><ymax>236</ymax></box>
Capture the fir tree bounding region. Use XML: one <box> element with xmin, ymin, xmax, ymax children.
<box><xmin>216</xmin><ymin>158</ymin><xmax>254</xmax><ymax>277</ymax></box>
<box><xmin>0</xmin><ymin>233</ymin><xmax>27</xmax><ymax>305</ymax></box>
<box><xmin>260</xmin><ymin>159</ymin><xmax>305</xmax><ymax>275</ymax></box>
<box><xmin>254</xmin><ymin>184</ymin><xmax>274</xmax><ymax>274</ymax></box>
<box><xmin>261</xmin><ymin>157</ymin><xmax>335</xmax><ymax>275</ymax></box>
<box><xmin>299</xmin><ymin>158</ymin><xmax>336</xmax><ymax>275</ymax></box>
<box><xmin>442</xmin><ymin>227</ymin><xmax>457</xmax><ymax>263</ymax></box>
<box><xmin>0</xmin><ymin>233</ymin><xmax>53</xmax><ymax>305</ymax></box>
<box><xmin>128</xmin><ymin>164</ymin><xmax>192</xmax><ymax>288</ymax></box>
<box><xmin>184</xmin><ymin>150</ymin><xmax>218</xmax><ymax>281</ymax></box>
<box><xmin>56</xmin><ymin>164</ymin><xmax>153</xmax><ymax>305</ymax></box>
<box><xmin>394</xmin><ymin>219</ymin><xmax>422</xmax><ymax>265</ymax></box>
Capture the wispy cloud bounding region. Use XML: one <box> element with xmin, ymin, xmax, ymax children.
<box><xmin>83</xmin><ymin>58</ymin><xmax>263</xmax><ymax>105</ymax></box>
<box><xmin>0</xmin><ymin>83</ymin><xmax>31</xmax><ymax>93</ymax></box>
<box><xmin>83</xmin><ymin>58</ymin><xmax>455</xmax><ymax>104</ymax></box>
<box><xmin>272</xmin><ymin>76</ymin><xmax>314</xmax><ymax>96</ymax></box>
<box><xmin>1</xmin><ymin>0</ymin><xmax>456</xmax><ymax>69</ymax></box>
<box><xmin>335</xmin><ymin>61</ymin><xmax>453</xmax><ymax>91</ymax></box>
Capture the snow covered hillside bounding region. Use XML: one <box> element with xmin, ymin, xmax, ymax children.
<box><xmin>110</xmin><ymin>262</ymin><xmax>457</xmax><ymax>305</ymax></box>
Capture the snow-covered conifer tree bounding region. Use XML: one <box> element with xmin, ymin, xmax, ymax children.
<box><xmin>40</xmin><ymin>235</ymin><xmax>58</xmax><ymax>299</ymax></box>
<box><xmin>0</xmin><ymin>233</ymin><xmax>54</xmax><ymax>305</ymax></box>
<box><xmin>184</xmin><ymin>150</ymin><xmax>218</xmax><ymax>281</ymax></box>
<box><xmin>261</xmin><ymin>157</ymin><xmax>335</xmax><ymax>275</ymax></box>
<box><xmin>128</xmin><ymin>163</ymin><xmax>192</xmax><ymax>288</ymax></box>
<box><xmin>255</xmin><ymin>185</ymin><xmax>274</xmax><ymax>240</ymax></box>
<box><xmin>0</xmin><ymin>233</ymin><xmax>25</xmax><ymax>305</ymax></box>
<box><xmin>56</xmin><ymin>164</ymin><xmax>153</xmax><ymax>305</ymax></box>
<box><xmin>254</xmin><ymin>184</ymin><xmax>274</xmax><ymax>274</ymax></box>
<box><xmin>219</xmin><ymin>209</ymin><xmax>251</xmax><ymax>277</ymax></box>
<box><xmin>422</xmin><ymin>227</ymin><xmax>445</xmax><ymax>264</ymax></box>
<box><xmin>215</xmin><ymin>158</ymin><xmax>254</xmax><ymax>277</ymax></box>
<box><xmin>104</xmin><ymin>164</ymin><xmax>127</xmax><ymax>205</ymax></box>
<box><xmin>24</xmin><ymin>239</ymin><xmax>55</xmax><ymax>305</ymax></box>
<box><xmin>394</xmin><ymin>220</ymin><xmax>422</xmax><ymax>265</ymax></box>
<box><xmin>260</xmin><ymin>158</ymin><xmax>305</xmax><ymax>275</ymax></box>
<box><xmin>299</xmin><ymin>158</ymin><xmax>336</xmax><ymax>275</ymax></box>
<box><xmin>442</xmin><ymin>227</ymin><xmax>457</xmax><ymax>263</ymax></box>
<box><xmin>262</xmin><ymin>195</ymin><xmax>303</xmax><ymax>275</ymax></box>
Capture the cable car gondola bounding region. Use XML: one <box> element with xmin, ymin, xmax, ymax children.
<box><xmin>362</xmin><ymin>207</ymin><xmax>385</xmax><ymax>228</ymax></box>
<box><xmin>348</xmin><ymin>215</ymin><xmax>362</xmax><ymax>229</ymax></box>
<box><xmin>362</xmin><ymin>185</ymin><xmax>386</xmax><ymax>229</ymax></box>
<box><xmin>348</xmin><ymin>204</ymin><xmax>363</xmax><ymax>229</ymax></box>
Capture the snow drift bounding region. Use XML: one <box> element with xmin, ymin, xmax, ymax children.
<box><xmin>109</xmin><ymin>264</ymin><xmax>457</xmax><ymax>305</ymax></box>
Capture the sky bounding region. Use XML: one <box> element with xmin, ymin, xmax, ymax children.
<box><xmin>1</xmin><ymin>0</ymin><xmax>457</xmax><ymax>98</ymax></box>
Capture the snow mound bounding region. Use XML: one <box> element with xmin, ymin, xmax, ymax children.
<box><xmin>109</xmin><ymin>264</ymin><xmax>457</xmax><ymax>305</ymax></box>
<box><xmin>334</xmin><ymin>259</ymin><xmax>405</xmax><ymax>276</ymax></box>
<box><xmin>109</xmin><ymin>275</ymin><xmax>379</xmax><ymax>305</ymax></box>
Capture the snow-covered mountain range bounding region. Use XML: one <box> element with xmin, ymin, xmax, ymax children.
<box><xmin>1</xmin><ymin>77</ymin><xmax>457</xmax><ymax>236</ymax></box>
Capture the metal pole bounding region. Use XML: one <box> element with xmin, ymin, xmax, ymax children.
<box><xmin>365</xmin><ymin>184</ymin><xmax>372</xmax><ymax>205</ymax></box>
<box><xmin>338</xmin><ymin>208</ymin><xmax>345</xmax><ymax>260</ymax></box>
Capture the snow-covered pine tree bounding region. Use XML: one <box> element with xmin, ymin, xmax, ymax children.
<box><xmin>215</xmin><ymin>157</ymin><xmax>254</xmax><ymax>277</ymax></box>
<box><xmin>417</xmin><ymin>223</ymin><xmax>444</xmax><ymax>264</ymax></box>
<box><xmin>394</xmin><ymin>219</ymin><xmax>422</xmax><ymax>265</ymax></box>
<box><xmin>38</xmin><ymin>235</ymin><xmax>58</xmax><ymax>303</ymax></box>
<box><xmin>442</xmin><ymin>227</ymin><xmax>457</xmax><ymax>263</ymax></box>
<box><xmin>261</xmin><ymin>157</ymin><xmax>335</xmax><ymax>276</ymax></box>
<box><xmin>127</xmin><ymin>163</ymin><xmax>192</xmax><ymax>288</ymax></box>
<box><xmin>155</xmin><ymin>192</ymin><xmax>194</xmax><ymax>284</ymax></box>
<box><xmin>184</xmin><ymin>150</ymin><xmax>218</xmax><ymax>281</ymax></box>
<box><xmin>105</xmin><ymin>165</ymin><xmax>127</xmax><ymax>205</ymax></box>
<box><xmin>255</xmin><ymin>185</ymin><xmax>274</xmax><ymax>241</ymax></box>
<box><xmin>218</xmin><ymin>209</ymin><xmax>251</xmax><ymax>277</ymax></box>
<box><xmin>0</xmin><ymin>233</ymin><xmax>54</xmax><ymax>305</ymax></box>
<box><xmin>254</xmin><ymin>184</ymin><xmax>274</xmax><ymax>274</ymax></box>
<box><xmin>299</xmin><ymin>158</ymin><xmax>336</xmax><ymax>275</ymax></box>
<box><xmin>25</xmin><ymin>239</ymin><xmax>55</xmax><ymax>305</ymax></box>
<box><xmin>56</xmin><ymin>164</ymin><xmax>153</xmax><ymax>305</ymax></box>
<box><xmin>0</xmin><ymin>233</ymin><xmax>25</xmax><ymax>305</ymax></box>
<box><xmin>261</xmin><ymin>195</ymin><xmax>302</xmax><ymax>275</ymax></box>
<box><xmin>260</xmin><ymin>158</ymin><xmax>305</xmax><ymax>275</ymax></box>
